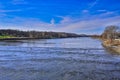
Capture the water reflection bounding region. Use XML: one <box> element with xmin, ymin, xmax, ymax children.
<box><xmin>0</xmin><ymin>37</ymin><xmax>103</xmax><ymax>48</ymax></box>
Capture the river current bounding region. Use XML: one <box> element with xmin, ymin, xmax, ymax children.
<box><xmin>0</xmin><ymin>38</ymin><xmax>120</xmax><ymax>80</ymax></box>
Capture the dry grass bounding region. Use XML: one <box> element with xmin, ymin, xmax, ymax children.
<box><xmin>103</xmin><ymin>39</ymin><xmax>120</xmax><ymax>46</ymax></box>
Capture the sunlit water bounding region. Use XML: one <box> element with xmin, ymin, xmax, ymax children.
<box><xmin>0</xmin><ymin>37</ymin><xmax>120</xmax><ymax>80</ymax></box>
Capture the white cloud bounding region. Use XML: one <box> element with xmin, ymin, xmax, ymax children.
<box><xmin>58</xmin><ymin>16</ymin><xmax>73</xmax><ymax>24</ymax></box>
<box><xmin>50</xmin><ymin>18</ymin><xmax>55</xmax><ymax>25</ymax></box>
<box><xmin>58</xmin><ymin>16</ymin><xmax>120</xmax><ymax>34</ymax></box>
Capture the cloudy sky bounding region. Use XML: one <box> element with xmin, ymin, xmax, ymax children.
<box><xmin>0</xmin><ymin>0</ymin><xmax>120</xmax><ymax>34</ymax></box>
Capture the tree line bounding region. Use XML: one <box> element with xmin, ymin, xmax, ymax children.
<box><xmin>0</xmin><ymin>29</ymin><xmax>81</xmax><ymax>39</ymax></box>
<box><xmin>1</xmin><ymin>26</ymin><xmax>118</xmax><ymax>40</ymax></box>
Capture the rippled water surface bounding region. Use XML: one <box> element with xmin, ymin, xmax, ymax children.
<box><xmin>0</xmin><ymin>37</ymin><xmax>120</xmax><ymax>80</ymax></box>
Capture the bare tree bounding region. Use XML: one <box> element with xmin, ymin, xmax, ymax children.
<box><xmin>102</xmin><ymin>25</ymin><xmax>119</xmax><ymax>40</ymax></box>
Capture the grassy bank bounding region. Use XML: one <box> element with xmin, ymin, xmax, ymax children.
<box><xmin>0</xmin><ymin>35</ymin><xmax>15</xmax><ymax>39</ymax></box>
<box><xmin>102</xmin><ymin>39</ymin><xmax>120</xmax><ymax>46</ymax></box>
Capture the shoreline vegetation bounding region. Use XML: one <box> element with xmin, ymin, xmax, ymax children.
<box><xmin>101</xmin><ymin>25</ymin><xmax>120</xmax><ymax>54</ymax></box>
<box><xmin>0</xmin><ymin>29</ymin><xmax>91</xmax><ymax>41</ymax></box>
<box><xmin>0</xmin><ymin>35</ymin><xmax>15</xmax><ymax>39</ymax></box>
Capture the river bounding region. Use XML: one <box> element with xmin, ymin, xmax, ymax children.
<box><xmin>0</xmin><ymin>37</ymin><xmax>120</xmax><ymax>80</ymax></box>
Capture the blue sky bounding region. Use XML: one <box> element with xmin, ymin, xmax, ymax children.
<box><xmin>0</xmin><ymin>0</ymin><xmax>120</xmax><ymax>34</ymax></box>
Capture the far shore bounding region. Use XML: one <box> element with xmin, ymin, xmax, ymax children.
<box><xmin>0</xmin><ymin>36</ymin><xmax>89</xmax><ymax>41</ymax></box>
<box><xmin>0</xmin><ymin>37</ymin><xmax>40</xmax><ymax>41</ymax></box>
<box><xmin>0</xmin><ymin>29</ymin><xmax>92</xmax><ymax>41</ymax></box>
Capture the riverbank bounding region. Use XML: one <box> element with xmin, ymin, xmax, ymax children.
<box><xmin>102</xmin><ymin>39</ymin><xmax>120</xmax><ymax>53</ymax></box>
<box><xmin>0</xmin><ymin>29</ymin><xmax>90</xmax><ymax>41</ymax></box>
<box><xmin>0</xmin><ymin>37</ymin><xmax>40</xmax><ymax>41</ymax></box>
<box><xmin>0</xmin><ymin>35</ymin><xmax>15</xmax><ymax>39</ymax></box>
<box><xmin>0</xmin><ymin>36</ymin><xmax>83</xmax><ymax>41</ymax></box>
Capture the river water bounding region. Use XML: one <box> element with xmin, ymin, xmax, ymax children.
<box><xmin>0</xmin><ymin>37</ymin><xmax>120</xmax><ymax>80</ymax></box>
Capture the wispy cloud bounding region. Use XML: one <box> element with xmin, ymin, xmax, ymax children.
<box><xmin>57</xmin><ymin>16</ymin><xmax>73</xmax><ymax>24</ymax></box>
<box><xmin>89</xmin><ymin>0</ymin><xmax>99</xmax><ymax>9</ymax></box>
<box><xmin>0</xmin><ymin>9</ymin><xmax>23</xmax><ymax>18</ymax></box>
<box><xmin>50</xmin><ymin>18</ymin><xmax>55</xmax><ymax>25</ymax></box>
<box><xmin>97</xmin><ymin>9</ymin><xmax>107</xmax><ymax>12</ymax></box>
<box><xmin>0</xmin><ymin>17</ymin><xmax>57</xmax><ymax>31</ymax></box>
<box><xmin>57</xmin><ymin>16</ymin><xmax>120</xmax><ymax>34</ymax></box>
<box><xmin>11</xmin><ymin>0</ymin><xmax>28</xmax><ymax>5</ymax></box>
<box><xmin>0</xmin><ymin>9</ymin><xmax>22</xmax><ymax>13</ymax></box>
